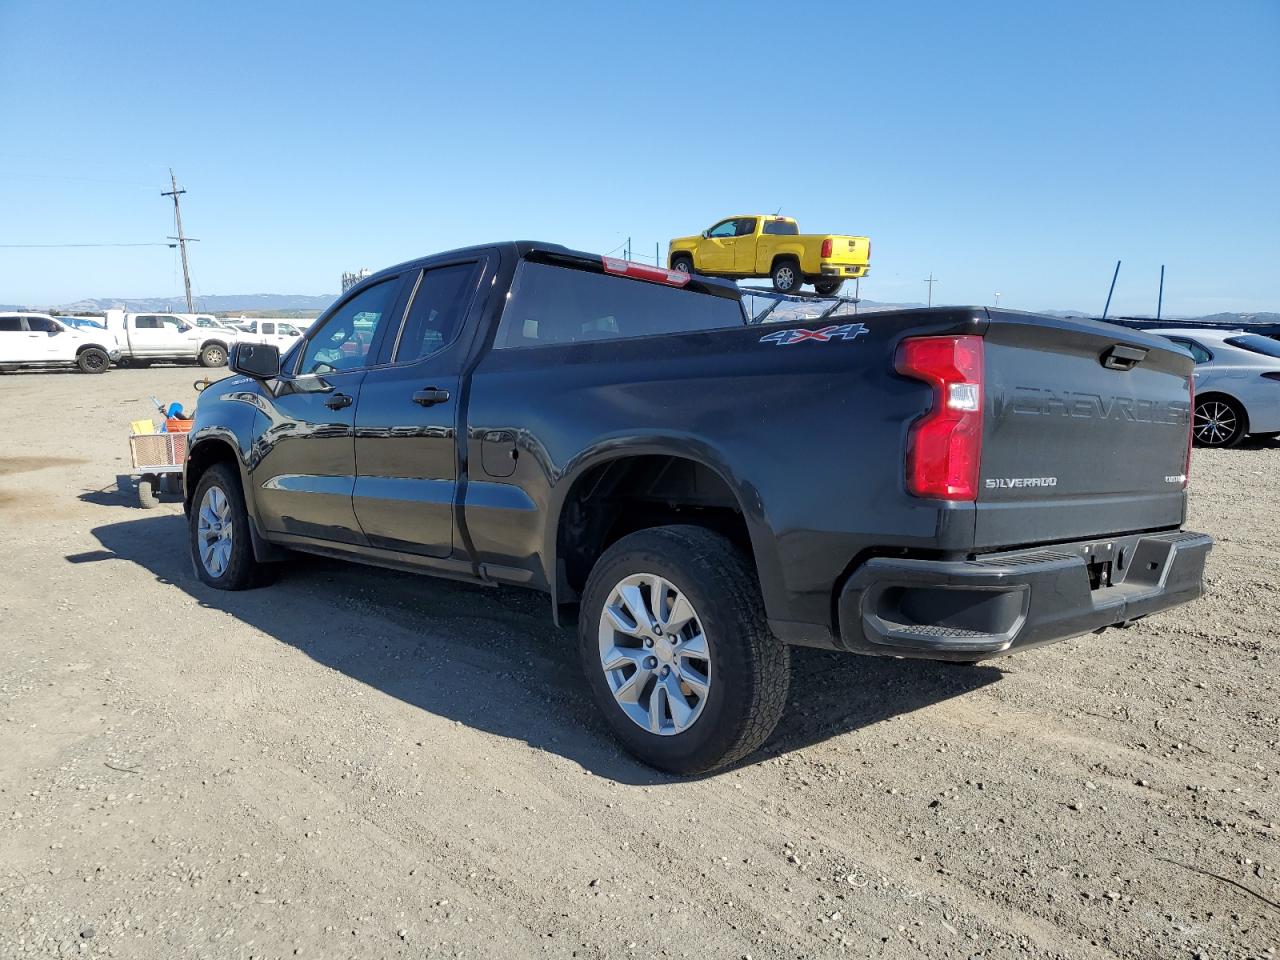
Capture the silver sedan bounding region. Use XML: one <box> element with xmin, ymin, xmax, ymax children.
<box><xmin>1147</xmin><ymin>328</ymin><xmax>1280</xmax><ymax>447</ymax></box>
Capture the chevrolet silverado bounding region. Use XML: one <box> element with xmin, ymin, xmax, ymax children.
<box><xmin>184</xmin><ymin>242</ymin><xmax>1210</xmax><ymax>773</ymax></box>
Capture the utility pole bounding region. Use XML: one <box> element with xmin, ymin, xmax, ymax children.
<box><xmin>1156</xmin><ymin>264</ymin><xmax>1165</xmax><ymax>321</ymax></box>
<box><xmin>924</xmin><ymin>273</ymin><xmax>937</xmax><ymax>307</ymax></box>
<box><xmin>162</xmin><ymin>168</ymin><xmax>197</xmax><ymax>312</ymax></box>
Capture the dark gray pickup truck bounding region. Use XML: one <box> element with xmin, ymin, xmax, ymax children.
<box><xmin>184</xmin><ymin>242</ymin><xmax>1211</xmax><ymax>773</ymax></box>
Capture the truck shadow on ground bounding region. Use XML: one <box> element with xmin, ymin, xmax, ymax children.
<box><xmin>78</xmin><ymin>514</ymin><xmax>1001</xmax><ymax>785</ymax></box>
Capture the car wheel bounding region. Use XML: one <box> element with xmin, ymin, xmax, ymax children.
<box><xmin>189</xmin><ymin>462</ymin><xmax>268</xmax><ymax>590</ymax></box>
<box><xmin>200</xmin><ymin>344</ymin><xmax>227</xmax><ymax>367</ymax></box>
<box><xmin>813</xmin><ymin>278</ymin><xmax>844</xmax><ymax>296</ymax></box>
<box><xmin>77</xmin><ymin>348</ymin><xmax>110</xmax><ymax>374</ymax></box>
<box><xmin>671</xmin><ymin>255</ymin><xmax>694</xmax><ymax>275</ymax></box>
<box><xmin>578</xmin><ymin>525</ymin><xmax>791</xmax><ymax>775</ymax></box>
<box><xmin>1193</xmin><ymin>397</ymin><xmax>1246</xmax><ymax>448</ymax></box>
<box><xmin>771</xmin><ymin>259</ymin><xmax>802</xmax><ymax>294</ymax></box>
<box><xmin>137</xmin><ymin>476</ymin><xmax>158</xmax><ymax>509</ymax></box>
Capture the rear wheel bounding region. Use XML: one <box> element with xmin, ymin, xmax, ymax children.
<box><xmin>200</xmin><ymin>343</ymin><xmax>227</xmax><ymax>367</ymax></box>
<box><xmin>578</xmin><ymin>525</ymin><xmax>790</xmax><ymax>775</ymax></box>
<box><xmin>813</xmin><ymin>278</ymin><xmax>844</xmax><ymax>296</ymax></box>
<box><xmin>1193</xmin><ymin>396</ymin><xmax>1246</xmax><ymax>448</ymax></box>
<box><xmin>770</xmin><ymin>259</ymin><xmax>802</xmax><ymax>294</ymax></box>
<box><xmin>77</xmin><ymin>348</ymin><xmax>110</xmax><ymax>374</ymax></box>
<box><xmin>671</xmin><ymin>255</ymin><xmax>694</xmax><ymax>275</ymax></box>
<box><xmin>189</xmin><ymin>463</ymin><xmax>268</xmax><ymax>590</ymax></box>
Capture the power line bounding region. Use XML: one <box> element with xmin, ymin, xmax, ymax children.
<box><xmin>0</xmin><ymin>242</ymin><xmax>176</xmax><ymax>248</ymax></box>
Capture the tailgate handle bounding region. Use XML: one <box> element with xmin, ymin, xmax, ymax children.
<box><xmin>1101</xmin><ymin>344</ymin><xmax>1149</xmax><ymax>371</ymax></box>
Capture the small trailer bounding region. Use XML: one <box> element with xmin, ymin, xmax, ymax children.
<box><xmin>124</xmin><ymin>428</ymin><xmax>189</xmax><ymax>508</ymax></box>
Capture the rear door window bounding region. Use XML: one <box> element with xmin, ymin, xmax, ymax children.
<box><xmin>26</xmin><ymin>316</ymin><xmax>56</xmax><ymax>332</ymax></box>
<box><xmin>1169</xmin><ymin>338</ymin><xmax>1213</xmax><ymax>364</ymax></box>
<box><xmin>494</xmin><ymin>262</ymin><xmax>745</xmax><ymax>348</ymax></box>
<box><xmin>0</xmin><ymin>316</ymin><xmax>22</xmax><ymax>332</ymax></box>
<box><xmin>391</xmin><ymin>262</ymin><xmax>482</xmax><ymax>364</ymax></box>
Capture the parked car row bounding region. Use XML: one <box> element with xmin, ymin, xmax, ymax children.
<box><xmin>0</xmin><ymin>310</ymin><xmax>308</xmax><ymax>374</ymax></box>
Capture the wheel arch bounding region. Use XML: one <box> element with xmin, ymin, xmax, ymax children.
<box><xmin>544</xmin><ymin>439</ymin><xmax>783</xmax><ymax>619</ymax></box>
<box><xmin>185</xmin><ymin>430</ymin><xmax>283</xmax><ymax>562</ymax></box>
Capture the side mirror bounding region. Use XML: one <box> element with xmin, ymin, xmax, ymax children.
<box><xmin>230</xmin><ymin>341</ymin><xmax>281</xmax><ymax>380</ymax></box>
<box><xmin>48</xmin><ymin>327</ymin><xmax>61</xmax><ymax>336</ymax></box>
<box><xmin>701</xmin><ymin>230</ymin><xmax>709</xmax><ymax>239</ymax></box>
<box><xmin>179</xmin><ymin>322</ymin><xmax>193</xmax><ymax>333</ymax></box>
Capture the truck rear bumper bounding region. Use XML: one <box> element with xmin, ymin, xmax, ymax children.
<box><xmin>833</xmin><ymin>530</ymin><xmax>1212</xmax><ymax>661</ymax></box>
<box><xmin>819</xmin><ymin>264</ymin><xmax>868</xmax><ymax>278</ymax></box>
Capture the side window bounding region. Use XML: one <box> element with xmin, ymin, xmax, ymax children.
<box><xmin>26</xmin><ymin>317</ymin><xmax>56</xmax><ymax>332</ymax></box>
<box><xmin>134</xmin><ymin>315</ymin><xmax>160</xmax><ymax>329</ymax></box>
<box><xmin>707</xmin><ymin>220</ymin><xmax>737</xmax><ymax>239</ymax></box>
<box><xmin>278</xmin><ymin>323</ymin><xmax>301</xmax><ymax>337</ymax></box>
<box><xmin>494</xmin><ymin>262</ymin><xmax>746</xmax><ymax>348</ymax></box>
<box><xmin>393</xmin><ymin>262</ymin><xmax>481</xmax><ymax>364</ymax></box>
<box><xmin>298</xmin><ymin>278</ymin><xmax>398</xmax><ymax>375</ymax></box>
<box><xmin>0</xmin><ymin>316</ymin><xmax>23</xmax><ymax>332</ymax></box>
<box><xmin>1187</xmin><ymin>341</ymin><xmax>1212</xmax><ymax>364</ymax></box>
<box><xmin>162</xmin><ymin>316</ymin><xmax>185</xmax><ymax>331</ymax></box>
<box><xmin>262</xmin><ymin>322</ymin><xmax>276</xmax><ymax>335</ymax></box>
<box><xmin>734</xmin><ymin>217</ymin><xmax>758</xmax><ymax>237</ymax></box>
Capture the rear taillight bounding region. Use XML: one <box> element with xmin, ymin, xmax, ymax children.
<box><xmin>895</xmin><ymin>335</ymin><xmax>985</xmax><ymax>500</ymax></box>
<box><xmin>601</xmin><ymin>256</ymin><xmax>691</xmax><ymax>287</ymax></box>
<box><xmin>820</xmin><ymin>238</ymin><xmax>833</xmax><ymax>258</ymax></box>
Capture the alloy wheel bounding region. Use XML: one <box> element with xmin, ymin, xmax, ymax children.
<box><xmin>597</xmin><ymin>573</ymin><xmax>711</xmax><ymax>736</ymax></box>
<box><xmin>197</xmin><ymin>485</ymin><xmax>234</xmax><ymax>577</ymax></box>
<box><xmin>1194</xmin><ymin>400</ymin><xmax>1239</xmax><ymax>446</ymax></box>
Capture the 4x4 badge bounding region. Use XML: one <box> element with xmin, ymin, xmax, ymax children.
<box><xmin>759</xmin><ymin>322</ymin><xmax>868</xmax><ymax>346</ymax></box>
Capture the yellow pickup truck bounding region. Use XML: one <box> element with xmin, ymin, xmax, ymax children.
<box><xmin>668</xmin><ymin>215</ymin><xmax>870</xmax><ymax>295</ymax></box>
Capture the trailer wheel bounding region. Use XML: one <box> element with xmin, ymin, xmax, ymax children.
<box><xmin>770</xmin><ymin>259</ymin><xmax>802</xmax><ymax>294</ymax></box>
<box><xmin>138</xmin><ymin>476</ymin><xmax>159</xmax><ymax>509</ymax></box>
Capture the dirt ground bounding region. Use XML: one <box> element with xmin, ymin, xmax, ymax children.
<box><xmin>0</xmin><ymin>365</ymin><xmax>1276</xmax><ymax>960</ymax></box>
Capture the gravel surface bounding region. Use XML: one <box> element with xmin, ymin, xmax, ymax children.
<box><xmin>1</xmin><ymin>366</ymin><xmax>1276</xmax><ymax>959</ymax></box>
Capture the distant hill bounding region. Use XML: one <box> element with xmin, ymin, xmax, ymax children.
<box><xmin>42</xmin><ymin>293</ymin><xmax>339</xmax><ymax>314</ymax></box>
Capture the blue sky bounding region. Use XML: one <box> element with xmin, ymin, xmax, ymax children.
<box><xmin>1</xmin><ymin>0</ymin><xmax>1277</xmax><ymax>315</ymax></box>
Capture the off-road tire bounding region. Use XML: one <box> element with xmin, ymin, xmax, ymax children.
<box><xmin>770</xmin><ymin>259</ymin><xmax>803</xmax><ymax>294</ymax></box>
<box><xmin>77</xmin><ymin>348</ymin><xmax>110</xmax><ymax>374</ymax></box>
<box><xmin>578</xmin><ymin>525</ymin><xmax>790</xmax><ymax>775</ymax></box>
<box><xmin>200</xmin><ymin>343</ymin><xmax>227</xmax><ymax>367</ymax></box>
<box><xmin>189</xmin><ymin>462</ymin><xmax>269</xmax><ymax>590</ymax></box>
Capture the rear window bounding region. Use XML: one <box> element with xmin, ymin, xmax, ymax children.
<box><xmin>0</xmin><ymin>316</ymin><xmax>22</xmax><ymax>332</ymax></box>
<box><xmin>494</xmin><ymin>262</ymin><xmax>745</xmax><ymax>348</ymax></box>
<box><xmin>762</xmin><ymin>219</ymin><xmax>799</xmax><ymax>236</ymax></box>
<box><xmin>1224</xmin><ymin>334</ymin><xmax>1280</xmax><ymax>359</ymax></box>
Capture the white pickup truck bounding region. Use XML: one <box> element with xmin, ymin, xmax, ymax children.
<box><xmin>104</xmin><ymin>310</ymin><xmax>233</xmax><ymax>368</ymax></box>
<box><xmin>0</xmin><ymin>312</ymin><xmax>122</xmax><ymax>373</ymax></box>
<box><xmin>227</xmin><ymin>318</ymin><xmax>304</xmax><ymax>351</ymax></box>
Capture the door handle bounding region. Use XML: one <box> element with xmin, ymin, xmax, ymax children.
<box><xmin>324</xmin><ymin>392</ymin><xmax>353</xmax><ymax>410</ymax></box>
<box><xmin>412</xmin><ymin>388</ymin><xmax>450</xmax><ymax>407</ymax></box>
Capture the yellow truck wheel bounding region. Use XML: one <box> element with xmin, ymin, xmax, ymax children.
<box><xmin>771</xmin><ymin>259</ymin><xmax>803</xmax><ymax>294</ymax></box>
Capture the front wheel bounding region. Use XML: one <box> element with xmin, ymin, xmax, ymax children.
<box><xmin>813</xmin><ymin>278</ymin><xmax>844</xmax><ymax>296</ymax></box>
<box><xmin>578</xmin><ymin>525</ymin><xmax>791</xmax><ymax>775</ymax></box>
<box><xmin>189</xmin><ymin>463</ymin><xmax>269</xmax><ymax>590</ymax></box>
<box><xmin>671</xmin><ymin>255</ymin><xmax>694</xmax><ymax>275</ymax></box>
<box><xmin>770</xmin><ymin>259</ymin><xmax>802</xmax><ymax>294</ymax></box>
<box><xmin>1193</xmin><ymin>397</ymin><xmax>1246</xmax><ymax>448</ymax></box>
<box><xmin>200</xmin><ymin>343</ymin><xmax>227</xmax><ymax>367</ymax></box>
<box><xmin>77</xmin><ymin>348</ymin><xmax>110</xmax><ymax>374</ymax></box>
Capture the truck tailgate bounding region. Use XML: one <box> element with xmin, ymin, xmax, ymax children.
<box><xmin>976</xmin><ymin>312</ymin><xmax>1192</xmax><ymax>549</ymax></box>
